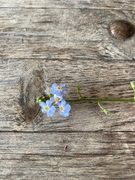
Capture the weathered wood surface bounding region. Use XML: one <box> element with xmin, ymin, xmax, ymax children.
<box><xmin>0</xmin><ymin>132</ymin><xmax>135</xmax><ymax>179</ymax></box>
<box><xmin>0</xmin><ymin>0</ymin><xmax>135</xmax><ymax>179</ymax></box>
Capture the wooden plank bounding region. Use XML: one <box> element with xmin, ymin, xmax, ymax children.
<box><xmin>0</xmin><ymin>0</ymin><xmax>135</xmax><ymax>9</ymax></box>
<box><xmin>0</xmin><ymin>4</ymin><xmax>135</xmax><ymax>132</ymax></box>
<box><xmin>1</xmin><ymin>59</ymin><xmax>135</xmax><ymax>131</ymax></box>
<box><xmin>0</xmin><ymin>0</ymin><xmax>135</xmax><ymax>179</ymax></box>
<box><xmin>1</xmin><ymin>155</ymin><xmax>134</xmax><ymax>180</ymax></box>
<box><xmin>0</xmin><ymin>132</ymin><xmax>135</xmax><ymax>154</ymax></box>
<box><xmin>0</xmin><ymin>8</ymin><xmax>135</xmax><ymax>59</ymax></box>
<box><xmin>0</xmin><ymin>132</ymin><xmax>135</xmax><ymax>179</ymax></box>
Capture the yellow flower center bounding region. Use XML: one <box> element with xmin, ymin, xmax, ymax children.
<box><xmin>45</xmin><ymin>106</ymin><xmax>49</xmax><ymax>111</ymax></box>
<box><xmin>59</xmin><ymin>106</ymin><xmax>64</xmax><ymax>111</ymax></box>
<box><xmin>57</xmin><ymin>86</ymin><xmax>62</xmax><ymax>91</ymax></box>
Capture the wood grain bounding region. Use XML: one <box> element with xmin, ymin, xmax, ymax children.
<box><xmin>0</xmin><ymin>0</ymin><xmax>135</xmax><ymax>9</ymax></box>
<box><xmin>0</xmin><ymin>0</ymin><xmax>135</xmax><ymax>179</ymax></box>
<box><xmin>1</xmin><ymin>59</ymin><xmax>135</xmax><ymax>131</ymax></box>
<box><xmin>0</xmin><ymin>8</ymin><xmax>135</xmax><ymax>59</ymax></box>
<box><xmin>0</xmin><ymin>132</ymin><xmax>135</xmax><ymax>179</ymax></box>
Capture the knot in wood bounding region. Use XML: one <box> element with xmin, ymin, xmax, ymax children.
<box><xmin>109</xmin><ymin>20</ymin><xmax>135</xmax><ymax>40</ymax></box>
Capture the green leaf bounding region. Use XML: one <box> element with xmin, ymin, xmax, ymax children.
<box><xmin>103</xmin><ymin>108</ymin><xmax>109</xmax><ymax>115</ymax></box>
<box><xmin>98</xmin><ymin>101</ymin><xmax>109</xmax><ymax>115</ymax></box>
<box><xmin>36</xmin><ymin>96</ymin><xmax>46</xmax><ymax>103</ymax></box>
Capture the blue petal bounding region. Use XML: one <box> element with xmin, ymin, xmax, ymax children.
<box><xmin>61</xmin><ymin>100</ymin><xmax>66</xmax><ymax>106</ymax></box>
<box><xmin>50</xmin><ymin>106</ymin><xmax>56</xmax><ymax>114</ymax></box>
<box><xmin>60</xmin><ymin>83</ymin><xmax>65</xmax><ymax>88</ymax></box>
<box><xmin>63</xmin><ymin>112</ymin><xmax>69</xmax><ymax>117</ymax></box>
<box><xmin>58</xmin><ymin>110</ymin><xmax>69</xmax><ymax>117</ymax></box>
<box><xmin>65</xmin><ymin>104</ymin><xmax>71</xmax><ymax>112</ymax></box>
<box><xmin>46</xmin><ymin>100</ymin><xmax>52</xmax><ymax>107</ymax></box>
<box><xmin>58</xmin><ymin>110</ymin><xmax>63</xmax><ymax>116</ymax></box>
<box><xmin>51</xmin><ymin>83</ymin><xmax>58</xmax><ymax>94</ymax></box>
<box><xmin>52</xmin><ymin>83</ymin><xmax>57</xmax><ymax>89</ymax></box>
<box><xmin>60</xmin><ymin>84</ymin><xmax>67</xmax><ymax>93</ymax></box>
<box><xmin>39</xmin><ymin>102</ymin><xmax>46</xmax><ymax>108</ymax></box>
<box><xmin>55</xmin><ymin>91</ymin><xmax>63</xmax><ymax>97</ymax></box>
<box><xmin>47</xmin><ymin>109</ymin><xmax>55</xmax><ymax>117</ymax></box>
<box><xmin>63</xmin><ymin>89</ymin><xmax>67</xmax><ymax>93</ymax></box>
<box><xmin>47</xmin><ymin>111</ymin><xmax>53</xmax><ymax>117</ymax></box>
<box><xmin>41</xmin><ymin>108</ymin><xmax>47</xmax><ymax>114</ymax></box>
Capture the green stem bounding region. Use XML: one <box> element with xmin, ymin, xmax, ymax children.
<box><xmin>134</xmin><ymin>91</ymin><xmax>135</xmax><ymax>101</ymax></box>
<box><xmin>78</xmin><ymin>91</ymin><xmax>83</xmax><ymax>99</ymax></box>
<box><xmin>66</xmin><ymin>98</ymin><xmax>135</xmax><ymax>103</ymax></box>
<box><xmin>98</xmin><ymin>100</ymin><xmax>109</xmax><ymax>115</ymax></box>
<box><xmin>98</xmin><ymin>101</ymin><xmax>104</xmax><ymax>110</ymax></box>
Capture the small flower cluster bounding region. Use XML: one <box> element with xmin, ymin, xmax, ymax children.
<box><xmin>36</xmin><ymin>81</ymin><xmax>135</xmax><ymax>117</ymax></box>
<box><xmin>37</xmin><ymin>83</ymin><xmax>71</xmax><ymax>117</ymax></box>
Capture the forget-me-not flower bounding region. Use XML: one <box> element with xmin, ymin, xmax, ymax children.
<box><xmin>51</xmin><ymin>83</ymin><xmax>67</xmax><ymax>97</ymax></box>
<box><xmin>50</xmin><ymin>94</ymin><xmax>63</xmax><ymax>104</ymax></box>
<box><xmin>44</xmin><ymin>86</ymin><xmax>51</xmax><ymax>96</ymax></box>
<box><xmin>58</xmin><ymin>100</ymin><xmax>71</xmax><ymax>117</ymax></box>
<box><xmin>40</xmin><ymin>100</ymin><xmax>56</xmax><ymax>117</ymax></box>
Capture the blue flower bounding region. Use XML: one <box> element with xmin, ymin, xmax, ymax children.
<box><xmin>44</xmin><ymin>86</ymin><xmax>51</xmax><ymax>96</ymax></box>
<box><xmin>51</xmin><ymin>83</ymin><xmax>67</xmax><ymax>97</ymax></box>
<box><xmin>50</xmin><ymin>94</ymin><xmax>63</xmax><ymax>104</ymax></box>
<box><xmin>58</xmin><ymin>100</ymin><xmax>71</xmax><ymax>117</ymax></box>
<box><xmin>40</xmin><ymin>100</ymin><xmax>56</xmax><ymax>117</ymax></box>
